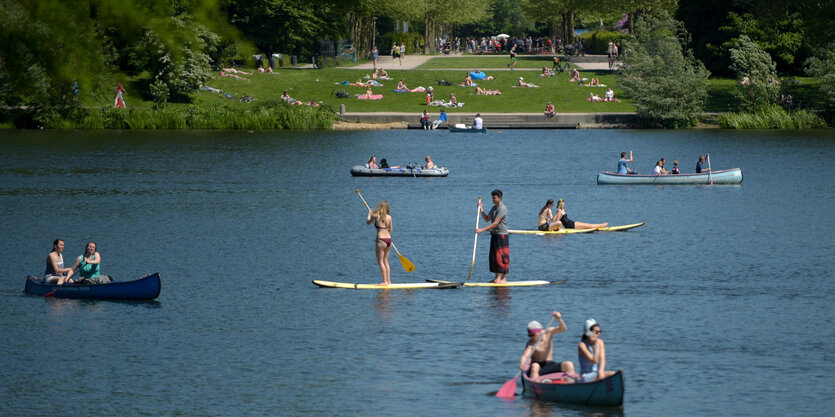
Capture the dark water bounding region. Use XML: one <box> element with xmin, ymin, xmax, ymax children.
<box><xmin>1</xmin><ymin>128</ymin><xmax>833</xmax><ymax>417</ymax></box>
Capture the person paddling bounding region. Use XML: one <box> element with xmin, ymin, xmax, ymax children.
<box><xmin>519</xmin><ymin>311</ymin><xmax>578</xmax><ymax>381</ymax></box>
<box><xmin>475</xmin><ymin>189</ymin><xmax>509</xmax><ymax>284</ymax></box>
<box><xmin>367</xmin><ymin>201</ymin><xmax>393</xmax><ymax>285</ymax></box>
<box><xmin>618</xmin><ymin>151</ymin><xmax>634</xmax><ymax>174</ymax></box>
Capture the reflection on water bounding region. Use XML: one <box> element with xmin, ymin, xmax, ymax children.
<box><xmin>490</xmin><ymin>287</ymin><xmax>513</xmax><ymax>316</ymax></box>
<box><xmin>374</xmin><ymin>289</ymin><xmax>393</xmax><ymax>321</ymax></box>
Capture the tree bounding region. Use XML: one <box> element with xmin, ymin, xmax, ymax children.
<box><xmin>0</xmin><ymin>0</ymin><xmax>232</xmax><ymax>111</ymax></box>
<box><xmin>616</xmin><ymin>12</ymin><xmax>710</xmax><ymax>128</ymax></box>
<box><xmin>728</xmin><ymin>35</ymin><xmax>779</xmax><ymax>111</ymax></box>
<box><xmin>805</xmin><ymin>43</ymin><xmax>835</xmax><ymax>121</ymax></box>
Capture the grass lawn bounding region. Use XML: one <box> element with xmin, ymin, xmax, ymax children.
<box><xmin>104</xmin><ymin>56</ymin><xmax>818</xmax><ymax>115</ymax></box>
<box><xmin>117</xmin><ymin>66</ymin><xmax>633</xmax><ymax>114</ymax></box>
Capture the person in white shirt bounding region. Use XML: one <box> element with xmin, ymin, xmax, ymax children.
<box><xmin>472</xmin><ymin>113</ymin><xmax>483</xmax><ymax>130</ymax></box>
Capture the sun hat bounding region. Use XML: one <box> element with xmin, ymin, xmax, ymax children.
<box><xmin>527</xmin><ymin>320</ymin><xmax>543</xmax><ymax>334</ymax></box>
<box><xmin>584</xmin><ymin>318</ymin><xmax>598</xmax><ymax>337</ymax></box>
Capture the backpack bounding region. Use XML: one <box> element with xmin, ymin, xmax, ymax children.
<box><xmin>335</xmin><ymin>89</ymin><xmax>351</xmax><ymax>98</ymax></box>
<box><xmin>437</xmin><ymin>80</ymin><xmax>454</xmax><ymax>86</ymax></box>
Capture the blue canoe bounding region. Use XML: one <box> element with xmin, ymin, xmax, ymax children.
<box><xmin>24</xmin><ymin>273</ymin><xmax>161</xmax><ymax>300</ymax></box>
<box><xmin>521</xmin><ymin>370</ymin><xmax>624</xmax><ymax>406</ymax></box>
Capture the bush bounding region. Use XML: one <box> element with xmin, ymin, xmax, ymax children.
<box><xmin>578</xmin><ymin>30</ymin><xmax>629</xmax><ymax>54</ymax></box>
<box><xmin>729</xmin><ymin>35</ymin><xmax>780</xmax><ymax>111</ymax></box>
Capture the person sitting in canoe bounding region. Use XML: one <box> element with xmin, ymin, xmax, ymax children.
<box><xmin>71</xmin><ymin>241</ymin><xmax>111</xmax><ymax>284</ymax></box>
<box><xmin>555</xmin><ymin>199</ymin><xmax>608</xmax><ymax>229</ymax></box>
<box><xmin>652</xmin><ymin>160</ymin><xmax>668</xmax><ymax>175</ymax></box>
<box><xmin>366</xmin><ymin>156</ymin><xmax>379</xmax><ymax>169</ymax></box>
<box><xmin>618</xmin><ymin>151</ymin><xmax>634</xmax><ymax>174</ymax></box>
<box><xmin>367</xmin><ymin>201</ymin><xmax>394</xmax><ymax>286</ymax></box>
<box><xmin>578</xmin><ymin>318</ymin><xmax>616</xmax><ymax>382</ymax></box>
<box><xmin>472</xmin><ymin>113</ymin><xmax>483</xmax><ymax>130</ymax></box>
<box><xmin>696</xmin><ymin>154</ymin><xmax>711</xmax><ymax>173</ymax></box>
<box><xmin>670</xmin><ymin>160</ymin><xmax>680</xmax><ymax>174</ymax></box>
<box><xmin>44</xmin><ymin>238</ymin><xmax>75</xmax><ymax>285</ymax></box>
<box><xmin>519</xmin><ymin>311</ymin><xmax>578</xmax><ymax>381</ymax></box>
<box><xmin>537</xmin><ymin>199</ymin><xmax>562</xmax><ymax>231</ymax></box>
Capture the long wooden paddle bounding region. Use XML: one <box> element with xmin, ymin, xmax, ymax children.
<box><xmin>496</xmin><ymin>315</ymin><xmax>557</xmax><ymax>399</ymax></box>
<box><xmin>467</xmin><ymin>197</ymin><xmax>481</xmax><ymax>281</ymax></box>
<box><xmin>707</xmin><ymin>154</ymin><xmax>713</xmax><ymax>185</ymax></box>
<box><xmin>356</xmin><ymin>189</ymin><xmax>415</xmax><ymax>273</ymax></box>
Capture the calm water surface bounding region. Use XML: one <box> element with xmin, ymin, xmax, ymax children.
<box><xmin>1</xmin><ymin>128</ymin><xmax>833</xmax><ymax>417</ymax></box>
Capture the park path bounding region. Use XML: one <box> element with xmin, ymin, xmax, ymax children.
<box><xmin>343</xmin><ymin>53</ymin><xmax>616</xmax><ymax>71</ymax></box>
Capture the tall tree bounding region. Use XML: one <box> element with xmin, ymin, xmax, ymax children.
<box><xmin>616</xmin><ymin>12</ymin><xmax>710</xmax><ymax>127</ymax></box>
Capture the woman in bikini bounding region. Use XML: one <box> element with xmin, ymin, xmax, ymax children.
<box><xmin>537</xmin><ymin>199</ymin><xmax>562</xmax><ymax>231</ymax></box>
<box><xmin>367</xmin><ymin>201</ymin><xmax>393</xmax><ymax>285</ymax></box>
<box><xmin>555</xmin><ymin>199</ymin><xmax>608</xmax><ymax>230</ymax></box>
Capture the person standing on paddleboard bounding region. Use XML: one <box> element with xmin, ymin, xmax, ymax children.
<box><xmin>367</xmin><ymin>201</ymin><xmax>393</xmax><ymax>285</ymax></box>
<box><xmin>475</xmin><ymin>189</ymin><xmax>509</xmax><ymax>284</ymax></box>
<box><xmin>520</xmin><ymin>311</ymin><xmax>577</xmax><ymax>381</ymax></box>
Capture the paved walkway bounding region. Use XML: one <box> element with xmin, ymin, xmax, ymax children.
<box><xmin>343</xmin><ymin>54</ymin><xmax>618</xmax><ymax>71</ymax></box>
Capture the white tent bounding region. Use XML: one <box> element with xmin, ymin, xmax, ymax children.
<box><xmin>496</xmin><ymin>34</ymin><xmax>510</xmax><ymax>39</ymax></box>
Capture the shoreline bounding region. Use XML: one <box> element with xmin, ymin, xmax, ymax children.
<box><xmin>336</xmin><ymin>111</ymin><xmax>645</xmax><ymax>129</ymax></box>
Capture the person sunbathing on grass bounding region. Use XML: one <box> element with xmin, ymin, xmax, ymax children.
<box><xmin>222</xmin><ymin>68</ymin><xmax>251</xmax><ymax>75</ymax></box>
<box><xmin>539</xmin><ymin>66</ymin><xmax>552</xmax><ymax>77</ymax></box>
<box><xmin>569</xmin><ymin>68</ymin><xmax>581</xmax><ymax>82</ymax></box>
<box><xmin>395</xmin><ymin>79</ymin><xmax>409</xmax><ymax>92</ymax></box>
<box><xmin>587</xmin><ymin>92</ymin><xmax>602</xmax><ymax>102</ymax></box>
<box><xmin>281</xmin><ymin>91</ymin><xmax>303</xmax><ymax>105</ymax></box>
<box><xmin>516</xmin><ymin>77</ymin><xmax>539</xmax><ymax>88</ymax></box>
<box><xmin>462</xmin><ymin>74</ymin><xmax>474</xmax><ymax>87</ymax></box>
<box><xmin>220</xmin><ymin>71</ymin><xmax>249</xmax><ymax>81</ymax></box>
<box><xmin>475</xmin><ymin>86</ymin><xmax>502</xmax><ymax>95</ymax></box>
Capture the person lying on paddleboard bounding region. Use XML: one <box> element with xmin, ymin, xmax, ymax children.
<box><xmin>578</xmin><ymin>318</ymin><xmax>616</xmax><ymax>382</ymax></box>
<box><xmin>537</xmin><ymin>199</ymin><xmax>562</xmax><ymax>231</ymax></box>
<box><xmin>555</xmin><ymin>199</ymin><xmax>608</xmax><ymax>229</ymax></box>
<box><xmin>367</xmin><ymin>201</ymin><xmax>393</xmax><ymax>286</ymax></box>
<box><xmin>520</xmin><ymin>311</ymin><xmax>578</xmax><ymax>381</ymax></box>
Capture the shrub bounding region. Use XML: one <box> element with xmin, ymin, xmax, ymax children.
<box><xmin>717</xmin><ymin>104</ymin><xmax>827</xmax><ymax>128</ymax></box>
<box><xmin>729</xmin><ymin>35</ymin><xmax>780</xmax><ymax>111</ymax></box>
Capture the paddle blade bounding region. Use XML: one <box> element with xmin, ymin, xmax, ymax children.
<box><xmin>399</xmin><ymin>254</ymin><xmax>415</xmax><ymax>273</ymax></box>
<box><xmin>496</xmin><ymin>376</ymin><xmax>518</xmax><ymax>398</ymax></box>
<box><xmin>43</xmin><ymin>290</ymin><xmax>57</xmax><ymax>298</ymax></box>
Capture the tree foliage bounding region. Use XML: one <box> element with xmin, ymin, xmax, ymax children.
<box><xmin>728</xmin><ymin>35</ymin><xmax>779</xmax><ymax>111</ymax></box>
<box><xmin>805</xmin><ymin>43</ymin><xmax>835</xmax><ymax>121</ymax></box>
<box><xmin>0</xmin><ymin>0</ymin><xmax>235</xmax><ymax>112</ymax></box>
<box><xmin>616</xmin><ymin>12</ymin><xmax>710</xmax><ymax>127</ymax></box>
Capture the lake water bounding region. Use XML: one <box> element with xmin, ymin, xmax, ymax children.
<box><xmin>1</xmin><ymin>128</ymin><xmax>833</xmax><ymax>417</ymax></box>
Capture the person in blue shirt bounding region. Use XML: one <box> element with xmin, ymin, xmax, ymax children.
<box><xmin>617</xmin><ymin>151</ymin><xmax>634</xmax><ymax>174</ymax></box>
<box><xmin>431</xmin><ymin>109</ymin><xmax>447</xmax><ymax>129</ymax></box>
<box><xmin>696</xmin><ymin>154</ymin><xmax>711</xmax><ymax>173</ymax></box>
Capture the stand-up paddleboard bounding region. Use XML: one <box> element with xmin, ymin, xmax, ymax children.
<box><xmin>508</xmin><ymin>228</ymin><xmax>596</xmax><ymax>235</ymax></box>
<box><xmin>313</xmin><ymin>280</ymin><xmax>459</xmax><ymax>289</ymax></box>
<box><xmin>596</xmin><ymin>222</ymin><xmax>645</xmax><ymax>232</ymax></box>
<box><xmin>426</xmin><ymin>279</ymin><xmax>565</xmax><ymax>287</ymax></box>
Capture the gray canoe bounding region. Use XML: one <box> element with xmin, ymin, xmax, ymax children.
<box><xmin>597</xmin><ymin>168</ymin><xmax>742</xmax><ymax>185</ymax></box>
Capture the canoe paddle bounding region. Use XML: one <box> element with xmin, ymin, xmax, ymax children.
<box><xmin>496</xmin><ymin>315</ymin><xmax>557</xmax><ymax>399</ymax></box>
<box><xmin>707</xmin><ymin>153</ymin><xmax>713</xmax><ymax>185</ymax></box>
<box><xmin>467</xmin><ymin>197</ymin><xmax>481</xmax><ymax>281</ymax></box>
<box><xmin>356</xmin><ymin>189</ymin><xmax>415</xmax><ymax>273</ymax></box>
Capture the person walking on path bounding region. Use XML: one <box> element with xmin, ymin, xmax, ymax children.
<box><xmin>475</xmin><ymin>189</ymin><xmax>509</xmax><ymax>284</ymax></box>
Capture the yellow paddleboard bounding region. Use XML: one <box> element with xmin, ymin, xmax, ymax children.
<box><xmin>508</xmin><ymin>228</ymin><xmax>596</xmax><ymax>235</ymax></box>
<box><xmin>313</xmin><ymin>280</ymin><xmax>458</xmax><ymax>289</ymax></box>
<box><xmin>596</xmin><ymin>222</ymin><xmax>645</xmax><ymax>232</ymax></box>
